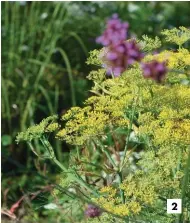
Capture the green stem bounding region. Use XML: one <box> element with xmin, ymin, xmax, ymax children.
<box><xmin>55</xmin><ymin>140</ymin><xmax>63</xmax><ymax>162</ymax></box>
<box><xmin>76</xmin><ymin>145</ymin><xmax>80</xmax><ymax>159</ymax></box>
<box><xmin>73</xmin><ymin>170</ymin><xmax>99</xmax><ymax>196</ymax></box>
<box><xmin>94</xmin><ymin>139</ymin><xmax>125</xmax><ymax>203</ymax></box>
<box><xmin>118</xmin><ymin>100</ymin><xmax>137</xmax><ymax>203</ymax></box>
<box><xmin>94</xmin><ymin>139</ymin><xmax>118</xmax><ymax>170</ymax></box>
<box><xmin>120</xmin><ymin>101</ymin><xmax>136</xmax><ymax>171</ymax></box>
<box><xmin>56</xmin><ymin>48</ymin><xmax>76</xmax><ymax>106</ymax></box>
<box><xmin>104</xmin><ymin>149</ymin><xmax>118</xmax><ymax>170</ymax></box>
<box><xmin>41</xmin><ymin>136</ymin><xmax>98</xmax><ymax>196</ymax></box>
<box><xmin>95</xmin><ymin>82</ymin><xmax>115</xmax><ymax>96</ymax></box>
<box><xmin>27</xmin><ymin>142</ymin><xmax>39</xmax><ymax>157</ymax></box>
<box><xmin>40</xmin><ymin>137</ymin><xmax>67</xmax><ymax>172</ymax></box>
<box><xmin>179</xmin><ymin>148</ymin><xmax>190</xmax><ymax>223</ymax></box>
<box><xmin>118</xmin><ymin>172</ymin><xmax>125</xmax><ymax>203</ymax></box>
<box><xmin>2</xmin><ymin>77</ymin><xmax>11</xmax><ymax>132</ymax></box>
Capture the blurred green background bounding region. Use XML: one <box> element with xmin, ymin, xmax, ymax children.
<box><xmin>1</xmin><ymin>1</ymin><xmax>190</xmax><ymax>222</ymax></box>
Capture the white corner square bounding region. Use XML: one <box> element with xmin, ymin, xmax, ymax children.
<box><xmin>167</xmin><ymin>199</ymin><xmax>182</xmax><ymax>214</ymax></box>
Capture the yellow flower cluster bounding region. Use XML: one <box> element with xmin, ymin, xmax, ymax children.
<box><xmin>100</xmin><ymin>186</ymin><xmax>117</xmax><ymax>197</ymax></box>
<box><xmin>138</xmin><ymin>84</ymin><xmax>190</xmax><ymax>147</ymax></box>
<box><xmin>56</xmin><ymin>94</ymin><xmax>132</xmax><ymax>145</ymax></box>
<box><xmin>45</xmin><ymin>122</ymin><xmax>60</xmax><ymax>132</ymax></box>
<box><xmin>56</xmin><ymin>106</ymin><xmax>110</xmax><ymax>145</ymax></box>
<box><xmin>121</xmin><ymin>181</ymin><xmax>156</xmax><ymax>205</ymax></box>
<box><xmin>120</xmin><ymin>145</ymin><xmax>184</xmax><ymax>208</ymax></box>
<box><xmin>93</xmin><ymin>195</ymin><xmax>142</xmax><ymax>217</ymax></box>
<box><xmin>91</xmin><ymin>185</ymin><xmax>141</xmax><ymax>217</ymax></box>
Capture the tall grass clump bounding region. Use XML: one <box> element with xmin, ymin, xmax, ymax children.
<box><xmin>1</xmin><ymin>2</ymin><xmax>90</xmax><ymax>166</ymax></box>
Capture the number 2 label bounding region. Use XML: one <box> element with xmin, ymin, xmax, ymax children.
<box><xmin>167</xmin><ymin>199</ymin><xmax>182</xmax><ymax>214</ymax></box>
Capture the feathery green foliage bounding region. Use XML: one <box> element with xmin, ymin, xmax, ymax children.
<box><xmin>161</xmin><ymin>26</ymin><xmax>190</xmax><ymax>47</ymax></box>
<box><xmin>16</xmin><ymin>115</ymin><xmax>59</xmax><ymax>142</ymax></box>
<box><xmin>138</xmin><ymin>35</ymin><xmax>162</xmax><ymax>52</ymax></box>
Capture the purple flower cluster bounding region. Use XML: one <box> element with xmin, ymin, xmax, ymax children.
<box><xmin>96</xmin><ymin>14</ymin><xmax>143</xmax><ymax>76</ymax></box>
<box><xmin>103</xmin><ymin>40</ymin><xmax>143</xmax><ymax>76</ymax></box>
<box><xmin>96</xmin><ymin>14</ymin><xmax>129</xmax><ymax>46</ymax></box>
<box><xmin>96</xmin><ymin>14</ymin><xmax>168</xmax><ymax>80</ymax></box>
<box><xmin>85</xmin><ymin>204</ymin><xmax>102</xmax><ymax>218</ymax></box>
<box><xmin>141</xmin><ymin>61</ymin><xmax>167</xmax><ymax>82</ymax></box>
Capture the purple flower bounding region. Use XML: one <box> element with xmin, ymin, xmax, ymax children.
<box><xmin>96</xmin><ymin>14</ymin><xmax>143</xmax><ymax>76</ymax></box>
<box><xmin>102</xmin><ymin>40</ymin><xmax>143</xmax><ymax>76</ymax></box>
<box><xmin>141</xmin><ymin>60</ymin><xmax>168</xmax><ymax>82</ymax></box>
<box><xmin>96</xmin><ymin>14</ymin><xmax>129</xmax><ymax>46</ymax></box>
<box><xmin>85</xmin><ymin>204</ymin><xmax>102</xmax><ymax>218</ymax></box>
